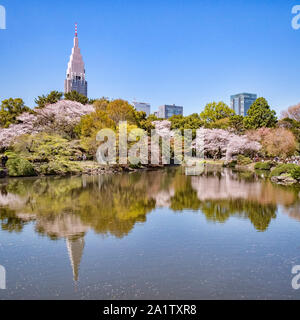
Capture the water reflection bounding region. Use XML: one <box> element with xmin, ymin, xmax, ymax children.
<box><xmin>0</xmin><ymin>168</ymin><xmax>300</xmax><ymax>282</ymax></box>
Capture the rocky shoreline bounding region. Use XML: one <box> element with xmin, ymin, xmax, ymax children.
<box><xmin>0</xmin><ymin>160</ymin><xmax>166</xmax><ymax>179</ymax></box>
<box><xmin>1</xmin><ymin>158</ymin><xmax>300</xmax><ymax>187</ymax></box>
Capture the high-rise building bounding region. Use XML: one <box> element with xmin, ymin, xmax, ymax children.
<box><xmin>158</xmin><ymin>104</ymin><xmax>183</xmax><ymax>119</ymax></box>
<box><xmin>230</xmin><ymin>93</ymin><xmax>257</xmax><ymax>116</ymax></box>
<box><xmin>132</xmin><ymin>101</ymin><xmax>151</xmax><ymax>117</ymax></box>
<box><xmin>64</xmin><ymin>24</ymin><xmax>88</xmax><ymax>97</ymax></box>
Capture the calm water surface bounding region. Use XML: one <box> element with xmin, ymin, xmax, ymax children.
<box><xmin>0</xmin><ymin>167</ymin><xmax>300</xmax><ymax>300</ymax></box>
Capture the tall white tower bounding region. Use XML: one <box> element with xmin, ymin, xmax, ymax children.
<box><xmin>64</xmin><ymin>23</ymin><xmax>88</xmax><ymax>97</ymax></box>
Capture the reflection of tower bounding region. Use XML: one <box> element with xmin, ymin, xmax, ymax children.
<box><xmin>66</xmin><ymin>236</ymin><xmax>85</xmax><ymax>282</ymax></box>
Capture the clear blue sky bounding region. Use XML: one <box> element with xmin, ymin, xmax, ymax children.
<box><xmin>0</xmin><ymin>0</ymin><xmax>300</xmax><ymax>115</ymax></box>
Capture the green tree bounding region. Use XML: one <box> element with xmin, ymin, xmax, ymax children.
<box><xmin>229</xmin><ymin>115</ymin><xmax>245</xmax><ymax>133</ymax></box>
<box><xmin>134</xmin><ymin>110</ymin><xmax>154</xmax><ymax>133</ymax></box>
<box><xmin>64</xmin><ymin>91</ymin><xmax>89</xmax><ymax>105</ymax></box>
<box><xmin>75</xmin><ymin>108</ymin><xmax>116</xmax><ymax>155</ymax></box>
<box><xmin>208</xmin><ymin>117</ymin><xmax>231</xmax><ymax>129</ymax></box>
<box><xmin>170</xmin><ymin>114</ymin><xmax>203</xmax><ymax>131</ymax></box>
<box><xmin>0</xmin><ymin>98</ymin><xmax>31</xmax><ymax>128</ymax></box>
<box><xmin>106</xmin><ymin>99</ymin><xmax>136</xmax><ymax>124</ymax></box>
<box><xmin>76</xmin><ymin>109</ymin><xmax>116</xmax><ymax>138</ymax></box>
<box><xmin>200</xmin><ymin>102</ymin><xmax>235</xmax><ymax>123</ymax></box>
<box><xmin>34</xmin><ymin>91</ymin><xmax>63</xmax><ymax>109</ymax></box>
<box><xmin>243</xmin><ymin>97</ymin><xmax>277</xmax><ymax>129</ymax></box>
<box><xmin>93</xmin><ymin>98</ymin><xmax>110</xmax><ymax>111</ymax></box>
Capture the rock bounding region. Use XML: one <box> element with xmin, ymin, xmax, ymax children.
<box><xmin>271</xmin><ymin>174</ymin><xmax>297</xmax><ymax>185</ymax></box>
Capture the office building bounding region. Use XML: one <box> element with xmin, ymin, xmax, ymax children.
<box><xmin>230</xmin><ymin>93</ymin><xmax>257</xmax><ymax>116</ymax></box>
<box><xmin>132</xmin><ymin>101</ymin><xmax>151</xmax><ymax>117</ymax></box>
<box><xmin>64</xmin><ymin>24</ymin><xmax>88</xmax><ymax>97</ymax></box>
<box><xmin>158</xmin><ymin>104</ymin><xmax>183</xmax><ymax>119</ymax></box>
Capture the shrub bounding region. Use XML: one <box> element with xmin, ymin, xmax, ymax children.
<box><xmin>226</xmin><ymin>160</ymin><xmax>237</xmax><ymax>168</ymax></box>
<box><xmin>254</xmin><ymin>162</ymin><xmax>272</xmax><ymax>170</ymax></box>
<box><xmin>129</xmin><ymin>162</ymin><xmax>142</xmax><ymax>169</ymax></box>
<box><xmin>237</xmin><ymin>155</ymin><xmax>252</xmax><ymax>166</ymax></box>
<box><xmin>39</xmin><ymin>159</ymin><xmax>81</xmax><ymax>176</ymax></box>
<box><xmin>291</xmin><ymin>166</ymin><xmax>300</xmax><ymax>180</ymax></box>
<box><xmin>247</xmin><ymin>127</ymin><xmax>297</xmax><ymax>158</ymax></box>
<box><xmin>13</xmin><ymin>133</ymin><xmax>85</xmax><ymax>162</ymax></box>
<box><xmin>6</xmin><ymin>157</ymin><xmax>35</xmax><ymax>177</ymax></box>
<box><xmin>270</xmin><ymin>164</ymin><xmax>299</xmax><ymax>178</ymax></box>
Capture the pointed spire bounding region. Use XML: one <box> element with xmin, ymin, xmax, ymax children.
<box><xmin>67</xmin><ymin>236</ymin><xmax>85</xmax><ymax>282</ymax></box>
<box><xmin>65</xmin><ymin>23</ymin><xmax>88</xmax><ymax>97</ymax></box>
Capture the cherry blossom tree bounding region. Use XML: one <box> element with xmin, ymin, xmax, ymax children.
<box><xmin>153</xmin><ymin>121</ymin><xmax>261</xmax><ymax>161</ymax></box>
<box><xmin>0</xmin><ymin>100</ymin><xmax>94</xmax><ymax>149</ymax></box>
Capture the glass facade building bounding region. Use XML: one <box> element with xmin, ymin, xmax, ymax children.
<box><xmin>158</xmin><ymin>104</ymin><xmax>183</xmax><ymax>119</ymax></box>
<box><xmin>230</xmin><ymin>93</ymin><xmax>257</xmax><ymax>116</ymax></box>
<box><xmin>65</xmin><ymin>25</ymin><xmax>88</xmax><ymax>97</ymax></box>
<box><xmin>132</xmin><ymin>102</ymin><xmax>151</xmax><ymax>117</ymax></box>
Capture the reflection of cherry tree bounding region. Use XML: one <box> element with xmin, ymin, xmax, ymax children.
<box><xmin>190</xmin><ymin>171</ymin><xmax>262</xmax><ymax>201</ymax></box>
<box><xmin>0</xmin><ymin>168</ymin><xmax>299</xmax><ymax>236</ymax></box>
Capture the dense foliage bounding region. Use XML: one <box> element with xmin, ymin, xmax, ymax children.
<box><xmin>0</xmin><ymin>93</ymin><xmax>300</xmax><ymax>179</ymax></box>
<box><xmin>0</xmin><ymin>98</ymin><xmax>32</xmax><ymax>128</ymax></box>
<box><xmin>270</xmin><ymin>164</ymin><xmax>299</xmax><ymax>178</ymax></box>
<box><xmin>35</xmin><ymin>91</ymin><xmax>63</xmax><ymax>109</ymax></box>
<box><xmin>64</xmin><ymin>91</ymin><xmax>90</xmax><ymax>105</ymax></box>
<box><xmin>243</xmin><ymin>98</ymin><xmax>277</xmax><ymax>129</ymax></box>
<box><xmin>5</xmin><ymin>152</ymin><xmax>36</xmax><ymax>177</ymax></box>
<box><xmin>247</xmin><ymin>127</ymin><xmax>297</xmax><ymax>158</ymax></box>
<box><xmin>200</xmin><ymin>102</ymin><xmax>235</xmax><ymax>124</ymax></box>
<box><xmin>254</xmin><ymin>162</ymin><xmax>273</xmax><ymax>170</ymax></box>
<box><xmin>237</xmin><ymin>155</ymin><xmax>252</xmax><ymax>166</ymax></box>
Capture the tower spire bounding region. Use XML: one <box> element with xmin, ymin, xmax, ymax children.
<box><xmin>65</xmin><ymin>23</ymin><xmax>88</xmax><ymax>97</ymax></box>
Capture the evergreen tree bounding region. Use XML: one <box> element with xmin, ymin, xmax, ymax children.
<box><xmin>35</xmin><ymin>91</ymin><xmax>63</xmax><ymax>109</ymax></box>
<box><xmin>244</xmin><ymin>97</ymin><xmax>277</xmax><ymax>129</ymax></box>
<box><xmin>64</xmin><ymin>91</ymin><xmax>89</xmax><ymax>105</ymax></box>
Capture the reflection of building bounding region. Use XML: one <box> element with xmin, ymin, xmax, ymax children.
<box><xmin>230</xmin><ymin>93</ymin><xmax>257</xmax><ymax>116</ymax></box>
<box><xmin>158</xmin><ymin>104</ymin><xmax>183</xmax><ymax>119</ymax></box>
<box><xmin>34</xmin><ymin>213</ymin><xmax>88</xmax><ymax>283</ymax></box>
<box><xmin>67</xmin><ymin>237</ymin><xmax>85</xmax><ymax>282</ymax></box>
<box><xmin>64</xmin><ymin>24</ymin><xmax>88</xmax><ymax>97</ymax></box>
<box><xmin>132</xmin><ymin>102</ymin><xmax>151</xmax><ymax>117</ymax></box>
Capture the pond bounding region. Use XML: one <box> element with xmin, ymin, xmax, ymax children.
<box><xmin>0</xmin><ymin>167</ymin><xmax>300</xmax><ymax>299</ymax></box>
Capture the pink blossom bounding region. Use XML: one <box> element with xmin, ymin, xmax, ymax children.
<box><xmin>0</xmin><ymin>100</ymin><xmax>94</xmax><ymax>149</ymax></box>
<box><xmin>153</xmin><ymin>121</ymin><xmax>261</xmax><ymax>161</ymax></box>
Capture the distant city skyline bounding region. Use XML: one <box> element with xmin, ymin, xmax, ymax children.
<box><xmin>1</xmin><ymin>0</ymin><xmax>300</xmax><ymax>115</ymax></box>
